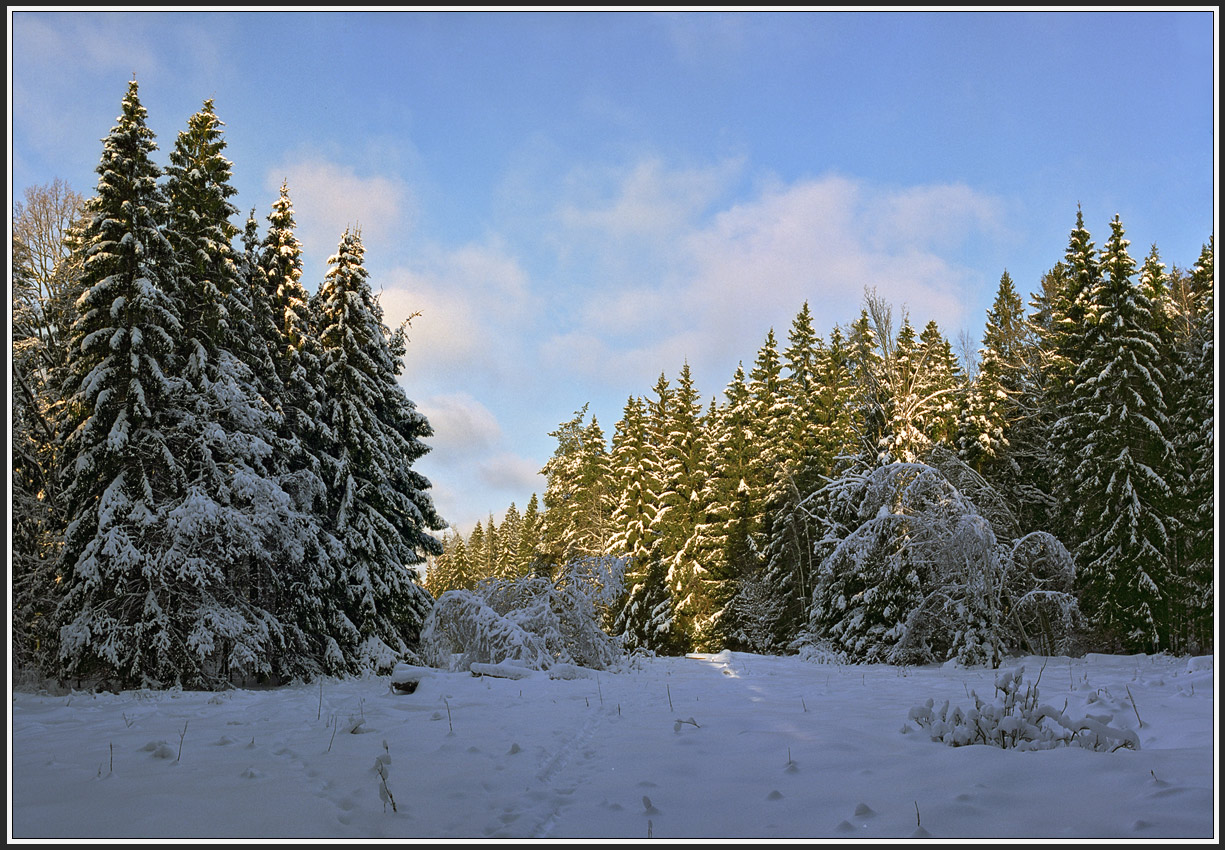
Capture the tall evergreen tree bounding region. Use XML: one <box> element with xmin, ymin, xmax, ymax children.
<box><xmin>317</xmin><ymin>227</ymin><xmax>445</xmax><ymax>669</ymax></box>
<box><xmin>516</xmin><ymin>493</ymin><xmax>545</xmax><ymax>575</ymax></box>
<box><xmin>1055</xmin><ymin>215</ymin><xmax>1176</xmax><ymax>650</ymax></box>
<box><xmin>957</xmin><ymin>269</ymin><xmax>1044</xmax><ymax>519</ymax></box>
<box><xmin>161</xmin><ymin>98</ymin><xmax>316</xmax><ymax>681</ymax></box>
<box><xmin>688</xmin><ymin>367</ymin><xmax>758</xmax><ymax>649</ymax></box>
<box><xmin>659</xmin><ymin>363</ymin><xmax>709</xmax><ymax>648</ymax></box>
<box><xmin>53</xmin><ymin>80</ymin><xmax>203</xmax><ymax>685</ymax></box>
<box><xmin>1165</xmin><ymin>239</ymin><xmax>1215</xmax><ymax>650</ymax></box>
<box><xmin>540</xmin><ymin>405</ymin><xmax>614</xmax><ymax>569</ymax></box>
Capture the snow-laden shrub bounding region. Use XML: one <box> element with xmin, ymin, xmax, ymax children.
<box><xmin>907</xmin><ymin>666</ymin><xmax>1140</xmax><ymax>752</ymax></box>
<box><xmin>420</xmin><ymin>556</ymin><xmax>625</xmax><ymax>672</ymax></box>
<box><xmin>806</xmin><ymin>459</ymin><xmax>1080</xmax><ymax>666</ymax></box>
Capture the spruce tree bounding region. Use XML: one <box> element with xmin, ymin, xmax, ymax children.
<box><xmin>1166</xmin><ymin>239</ymin><xmax>1215</xmax><ymax>650</ymax></box>
<box><xmin>659</xmin><ymin>363</ymin><xmax>709</xmax><ymax>648</ymax></box>
<box><xmin>959</xmin><ymin>271</ymin><xmax>1031</xmax><ymax>482</ymax></box>
<box><xmin>1057</xmin><ymin>215</ymin><xmax>1176</xmax><ymax>650</ymax></box>
<box><xmin>54</xmin><ymin>80</ymin><xmax>198</xmax><ymax>685</ymax></box>
<box><xmin>540</xmin><ymin>405</ymin><xmax>614</xmax><ymax>570</ymax></box>
<box><xmin>613</xmin><ymin>379</ymin><xmax>683</xmax><ymax>653</ymax></box>
<box><xmin>161</xmin><ymin>98</ymin><xmax>314</xmax><ymax>682</ymax></box>
<box><xmin>687</xmin><ymin>369</ymin><xmax>759</xmax><ymax>649</ymax></box>
<box><xmin>516</xmin><ymin>493</ymin><xmax>545</xmax><ymax>575</ymax></box>
<box><xmin>317</xmin><ymin>227</ymin><xmax>445</xmax><ymax>669</ymax></box>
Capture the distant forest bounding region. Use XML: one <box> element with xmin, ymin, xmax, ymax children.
<box><xmin>12</xmin><ymin>80</ymin><xmax>1214</xmax><ymax>690</ymax></box>
<box><xmin>427</xmin><ymin>218</ymin><xmax>1214</xmax><ymax>663</ymax></box>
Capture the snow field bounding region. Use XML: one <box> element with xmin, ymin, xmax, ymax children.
<box><xmin>9</xmin><ymin>651</ymin><xmax>1215</xmax><ymax>840</ymax></box>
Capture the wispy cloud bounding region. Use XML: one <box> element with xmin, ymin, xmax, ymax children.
<box><xmin>378</xmin><ymin>239</ymin><xmax>536</xmax><ymax>387</ymax></box>
<box><xmin>268</xmin><ymin>155</ymin><xmax>413</xmax><ymax>259</ymax></box>
<box><xmin>540</xmin><ymin>166</ymin><xmax>1008</xmax><ymax>393</ymax></box>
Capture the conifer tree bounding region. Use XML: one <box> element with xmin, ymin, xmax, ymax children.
<box><xmin>160</xmin><ymin>98</ymin><xmax>316</xmax><ymax>681</ymax></box>
<box><xmin>261</xmin><ymin>181</ymin><xmax>332</xmax><ymax>481</ymax></box>
<box><xmin>916</xmin><ymin>319</ymin><xmax>964</xmax><ymax>446</ymax></box>
<box><xmin>1166</xmin><ymin>239</ymin><xmax>1215</xmax><ymax>650</ymax></box>
<box><xmin>516</xmin><ymin>493</ymin><xmax>545</xmax><ymax>575</ymax></box>
<box><xmin>541</xmin><ymin>406</ymin><xmax>614</xmax><ymax>569</ymax></box>
<box><xmin>958</xmin><ymin>271</ymin><xmax>1031</xmax><ymax>482</ymax></box>
<box><xmin>758</xmin><ymin>324</ymin><xmax>861</xmax><ymax>648</ymax></box>
<box><xmin>466</xmin><ymin>522</ymin><xmax>488</xmax><ymax>587</ymax></box>
<box><xmin>498</xmin><ymin>502</ymin><xmax>524</xmax><ymax>578</ymax></box>
<box><xmin>1056</xmin><ymin>215</ymin><xmax>1176</xmax><ymax>650</ymax></box>
<box><xmin>659</xmin><ymin>363</ymin><xmax>709</xmax><ymax>648</ymax></box>
<box><xmin>613</xmin><ymin>380</ymin><xmax>682</xmax><ymax>653</ymax></box>
<box><xmin>684</xmin><ymin>370</ymin><xmax>758</xmax><ymax>648</ymax></box>
<box><xmin>424</xmin><ymin>527</ymin><xmax>472</xmax><ymax>595</ymax></box>
<box><xmin>317</xmin><ymin>227</ymin><xmax>445</xmax><ymax>669</ymax></box>
<box><xmin>847</xmin><ymin>308</ymin><xmax>887</xmax><ymax>463</ymax></box>
<box><xmin>53</xmin><ymin>80</ymin><xmax>202</xmax><ymax>685</ymax></box>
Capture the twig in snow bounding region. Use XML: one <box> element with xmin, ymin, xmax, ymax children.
<box><xmin>1126</xmin><ymin>685</ymin><xmax>1143</xmax><ymax>727</ymax></box>
<box><xmin>177</xmin><ymin>721</ymin><xmax>188</xmax><ymax>762</ymax></box>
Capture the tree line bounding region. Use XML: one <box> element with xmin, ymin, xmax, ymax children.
<box><xmin>428</xmin><ymin>213</ymin><xmax>1214</xmax><ymax>660</ymax></box>
<box><xmin>12</xmin><ymin>80</ymin><xmax>1214</xmax><ymax>688</ymax></box>
<box><xmin>12</xmin><ymin>81</ymin><xmax>446</xmax><ymax>687</ymax></box>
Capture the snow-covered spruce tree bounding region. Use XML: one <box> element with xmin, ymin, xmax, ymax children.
<box><xmin>758</xmin><ymin>320</ymin><xmax>862</xmax><ymax>650</ymax></box>
<box><xmin>957</xmin><ymin>271</ymin><xmax>1037</xmax><ymax>494</ymax></box>
<box><xmin>317</xmin><ymin>227</ymin><xmax>445</xmax><ymax>671</ymax></box>
<box><xmin>804</xmin><ymin>458</ymin><xmax>1078</xmax><ymax>666</ymax></box>
<box><xmin>238</xmin><ymin>196</ymin><xmax>347</xmax><ymax>676</ymax></box>
<box><xmin>688</xmin><ymin>366</ymin><xmax>761</xmax><ymax>650</ymax></box>
<box><xmin>611</xmin><ymin>380</ymin><xmax>684</xmax><ymax>654</ymax></box>
<box><xmin>424</xmin><ymin>527</ymin><xmax>474</xmax><ymax>596</ymax></box>
<box><xmin>659</xmin><ymin>363</ymin><xmax>710</xmax><ymax>649</ymax></box>
<box><xmin>52</xmin><ymin>81</ymin><xmax>200</xmax><ymax>686</ymax></box>
<box><xmin>916</xmin><ymin>320</ymin><xmax>964</xmax><ymax>447</ymax></box>
<box><xmin>539</xmin><ymin>405</ymin><xmax>615</xmax><ymax>573</ymax></box>
<box><xmin>515</xmin><ymin>493</ymin><xmax>546</xmax><ymax>575</ymax></box>
<box><xmin>161</xmin><ymin>97</ymin><xmax>323</xmax><ymax>683</ymax></box>
<box><xmin>1169</xmin><ymin>239</ymin><xmax>1214</xmax><ymax>651</ymax></box>
<box><xmin>1052</xmin><ymin>215</ymin><xmax>1177</xmax><ymax>651</ymax></box>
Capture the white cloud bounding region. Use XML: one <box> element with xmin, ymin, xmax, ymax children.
<box><xmin>541</xmin><ymin>169</ymin><xmax>1007</xmax><ymax>393</ymax></box>
<box><xmin>558</xmin><ymin>156</ymin><xmax>743</xmax><ymax>242</ymax></box>
<box><xmin>417</xmin><ymin>393</ymin><xmax>503</xmax><ymax>459</ymax></box>
<box><xmin>479</xmin><ymin>453</ymin><xmax>547</xmax><ymax>494</ymax></box>
<box><xmin>377</xmin><ymin>240</ymin><xmax>535</xmax><ymax>385</ymax></box>
<box><xmin>268</xmin><ymin>156</ymin><xmax>412</xmax><ymax>258</ymax></box>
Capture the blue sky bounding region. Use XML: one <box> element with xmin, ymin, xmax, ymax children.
<box><xmin>10</xmin><ymin>10</ymin><xmax>1217</xmax><ymax>534</ymax></box>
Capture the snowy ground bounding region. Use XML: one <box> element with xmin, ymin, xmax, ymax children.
<box><xmin>8</xmin><ymin>651</ymin><xmax>1217</xmax><ymax>840</ymax></box>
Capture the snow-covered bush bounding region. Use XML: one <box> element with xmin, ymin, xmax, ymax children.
<box><xmin>805</xmin><ymin>459</ymin><xmax>1080</xmax><ymax>666</ymax></box>
<box><xmin>420</xmin><ymin>556</ymin><xmax>626</xmax><ymax>672</ymax></box>
<box><xmin>907</xmin><ymin>666</ymin><xmax>1140</xmax><ymax>752</ymax></box>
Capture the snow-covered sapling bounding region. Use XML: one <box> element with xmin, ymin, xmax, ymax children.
<box><xmin>374</xmin><ymin>740</ymin><xmax>396</xmax><ymax>813</ymax></box>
